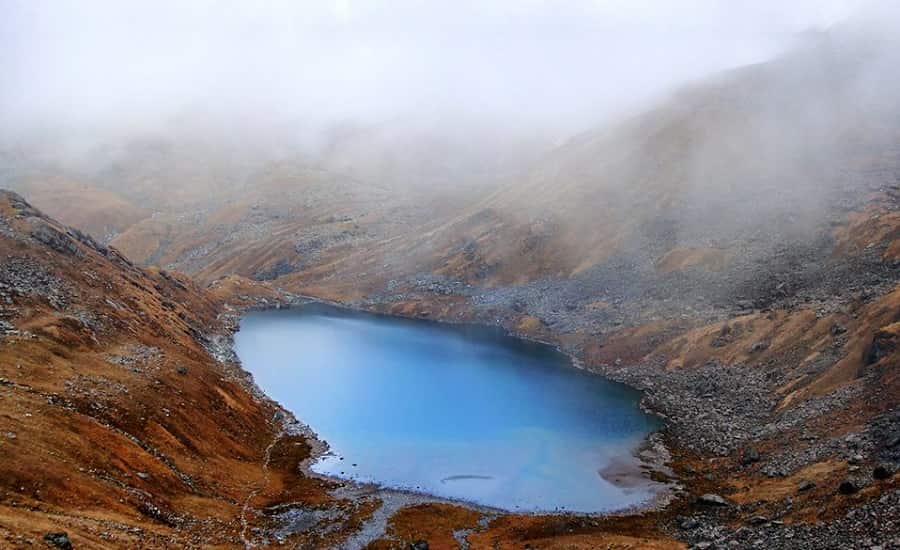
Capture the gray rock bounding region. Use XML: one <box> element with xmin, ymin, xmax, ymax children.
<box><xmin>29</xmin><ymin>219</ymin><xmax>83</xmax><ymax>257</ymax></box>
<box><xmin>873</xmin><ymin>463</ymin><xmax>897</xmax><ymax>480</ymax></box>
<box><xmin>838</xmin><ymin>479</ymin><xmax>863</xmax><ymax>495</ymax></box>
<box><xmin>748</xmin><ymin>341</ymin><xmax>769</xmax><ymax>353</ymax></box>
<box><xmin>696</xmin><ymin>493</ymin><xmax>730</xmax><ymax>506</ymax></box>
<box><xmin>43</xmin><ymin>532</ymin><xmax>72</xmax><ymax>550</ymax></box>
<box><xmin>798</xmin><ymin>479</ymin><xmax>816</xmax><ymax>492</ymax></box>
<box><xmin>741</xmin><ymin>447</ymin><xmax>761</xmax><ymax>466</ymax></box>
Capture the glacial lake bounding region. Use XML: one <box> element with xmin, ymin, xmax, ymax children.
<box><xmin>233</xmin><ymin>305</ymin><xmax>661</xmax><ymax>513</ymax></box>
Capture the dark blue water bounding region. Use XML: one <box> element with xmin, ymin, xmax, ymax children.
<box><xmin>233</xmin><ymin>305</ymin><xmax>661</xmax><ymax>512</ymax></box>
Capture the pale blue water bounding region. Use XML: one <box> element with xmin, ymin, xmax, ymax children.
<box><xmin>233</xmin><ymin>305</ymin><xmax>661</xmax><ymax>513</ymax></box>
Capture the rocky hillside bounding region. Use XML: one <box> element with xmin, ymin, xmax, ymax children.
<box><xmin>3</xmin><ymin>20</ymin><xmax>900</xmax><ymax>550</ymax></box>
<box><xmin>0</xmin><ymin>190</ymin><xmax>377</xmax><ymax>548</ymax></box>
<box><xmin>0</xmin><ymin>113</ymin><xmax>561</xmax><ymax>289</ymax></box>
<box><xmin>251</xmin><ymin>26</ymin><xmax>900</xmax><ymax>548</ymax></box>
<box><xmin>0</xmin><ymin>191</ymin><xmax>696</xmax><ymax>549</ymax></box>
<box><xmin>294</xmin><ymin>30</ymin><xmax>895</xmax><ymax>297</ymax></box>
<box><xmin>9</xmin><ymin>179</ymin><xmax>148</xmax><ymax>245</ymax></box>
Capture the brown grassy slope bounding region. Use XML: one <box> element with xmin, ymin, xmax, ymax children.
<box><xmin>284</xmin><ymin>32</ymin><xmax>900</xmax><ymax>291</ymax></box>
<box><xmin>11</xmin><ymin>178</ymin><xmax>149</xmax><ymax>243</ymax></box>
<box><xmin>107</xmin><ymin>158</ymin><xmax>484</xmax><ymax>286</ymax></box>
<box><xmin>587</xmin><ymin>286</ymin><xmax>900</xmax><ymax>411</ymax></box>
<box><xmin>362</xmin><ymin>503</ymin><xmax>687</xmax><ymax>550</ymax></box>
<box><xmin>0</xmin><ymin>190</ymin><xmax>338</xmax><ymax>548</ymax></box>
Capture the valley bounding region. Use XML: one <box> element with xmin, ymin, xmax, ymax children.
<box><xmin>2</xmin><ymin>15</ymin><xmax>900</xmax><ymax>550</ymax></box>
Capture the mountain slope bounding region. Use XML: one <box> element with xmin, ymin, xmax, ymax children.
<box><xmin>2</xmin><ymin>20</ymin><xmax>900</xmax><ymax>550</ymax></box>
<box><xmin>0</xmin><ymin>191</ymin><xmax>358</xmax><ymax>548</ymax></box>
<box><xmin>9</xmin><ymin>178</ymin><xmax>149</xmax><ymax>244</ymax></box>
<box><xmin>412</xmin><ymin>30</ymin><xmax>900</xmax><ymax>287</ymax></box>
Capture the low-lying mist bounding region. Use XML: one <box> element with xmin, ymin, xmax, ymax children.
<box><xmin>1</xmin><ymin>0</ymin><xmax>899</xmax><ymax>301</ymax></box>
<box><xmin>0</xmin><ymin>1</ymin><xmax>867</xmax><ymax>187</ymax></box>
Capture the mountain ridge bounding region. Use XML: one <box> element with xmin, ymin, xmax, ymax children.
<box><xmin>3</xmin><ymin>20</ymin><xmax>900</xmax><ymax>549</ymax></box>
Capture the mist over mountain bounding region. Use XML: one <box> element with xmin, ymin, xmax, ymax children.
<box><xmin>2</xmin><ymin>1</ymin><xmax>893</xmax><ymax>274</ymax></box>
<box><xmin>4</xmin><ymin>1</ymin><xmax>900</xmax><ymax>549</ymax></box>
<box><xmin>1</xmin><ymin>0</ymin><xmax>846</xmax><ymax>133</ymax></box>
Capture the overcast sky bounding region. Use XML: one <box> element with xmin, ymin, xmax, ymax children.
<box><xmin>0</xmin><ymin>0</ymin><xmax>874</xmax><ymax>135</ymax></box>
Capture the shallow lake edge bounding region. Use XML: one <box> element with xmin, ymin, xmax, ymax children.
<box><xmin>216</xmin><ymin>295</ymin><xmax>678</xmax><ymax>517</ymax></box>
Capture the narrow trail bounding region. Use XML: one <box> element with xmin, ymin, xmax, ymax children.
<box><xmin>240</xmin><ymin>416</ymin><xmax>285</xmax><ymax>549</ymax></box>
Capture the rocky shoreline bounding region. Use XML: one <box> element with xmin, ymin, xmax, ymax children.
<box><xmin>197</xmin><ymin>276</ymin><xmax>900</xmax><ymax>549</ymax></box>
<box><xmin>351</xmin><ymin>283</ymin><xmax>900</xmax><ymax>549</ymax></box>
<box><xmin>208</xmin><ymin>294</ymin><xmax>685</xmax><ymax>545</ymax></box>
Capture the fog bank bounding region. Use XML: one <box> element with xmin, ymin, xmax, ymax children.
<box><xmin>0</xmin><ymin>0</ymin><xmax>866</xmax><ymax>138</ymax></box>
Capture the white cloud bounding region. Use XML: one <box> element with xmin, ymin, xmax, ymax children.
<box><xmin>0</xmin><ymin>0</ymin><xmax>881</xmax><ymax>134</ymax></box>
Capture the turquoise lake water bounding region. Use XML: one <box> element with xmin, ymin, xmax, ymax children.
<box><xmin>233</xmin><ymin>305</ymin><xmax>661</xmax><ymax>513</ymax></box>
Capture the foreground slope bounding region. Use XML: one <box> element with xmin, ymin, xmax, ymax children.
<box><xmin>0</xmin><ymin>191</ymin><xmax>360</xmax><ymax>548</ymax></box>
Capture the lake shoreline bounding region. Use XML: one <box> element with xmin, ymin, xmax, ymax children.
<box><xmin>214</xmin><ymin>294</ymin><xmax>677</xmax><ymax>524</ymax></box>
